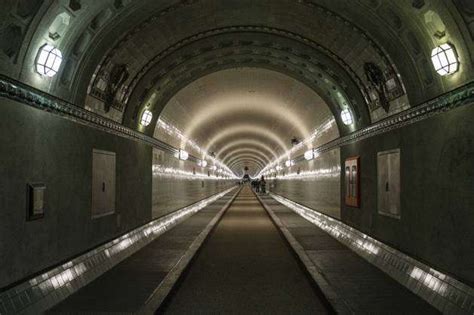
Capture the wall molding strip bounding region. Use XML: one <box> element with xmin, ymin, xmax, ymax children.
<box><xmin>0</xmin><ymin>75</ymin><xmax>176</xmax><ymax>156</ymax></box>
<box><xmin>270</xmin><ymin>193</ymin><xmax>474</xmax><ymax>314</ymax></box>
<box><xmin>0</xmin><ymin>187</ymin><xmax>237</xmax><ymax>314</ymax></box>
<box><xmin>314</xmin><ymin>81</ymin><xmax>474</xmax><ymax>155</ymax></box>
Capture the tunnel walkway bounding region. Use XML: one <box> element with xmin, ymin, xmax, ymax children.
<box><xmin>45</xmin><ymin>185</ymin><xmax>439</xmax><ymax>314</ymax></box>
<box><xmin>47</xmin><ymin>190</ymin><xmax>238</xmax><ymax>314</ymax></box>
<box><xmin>159</xmin><ymin>185</ymin><xmax>330</xmax><ymax>314</ymax></box>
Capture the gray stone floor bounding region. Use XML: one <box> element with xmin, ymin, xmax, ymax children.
<box><xmin>47</xmin><ymin>194</ymin><xmax>235</xmax><ymax>314</ymax></box>
<box><xmin>259</xmin><ymin>195</ymin><xmax>440</xmax><ymax>314</ymax></box>
<box><xmin>160</xmin><ymin>186</ymin><xmax>330</xmax><ymax>314</ymax></box>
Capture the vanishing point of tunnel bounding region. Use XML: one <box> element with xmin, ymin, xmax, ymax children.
<box><xmin>0</xmin><ymin>0</ymin><xmax>473</xmax><ymax>314</ymax></box>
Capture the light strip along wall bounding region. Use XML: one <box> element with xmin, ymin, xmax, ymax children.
<box><xmin>271</xmin><ymin>193</ymin><xmax>474</xmax><ymax>314</ymax></box>
<box><xmin>258</xmin><ymin>82</ymin><xmax>474</xmax><ymax>177</ymax></box>
<box><xmin>0</xmin><ymin>187</ymin><xmax>237</xmax><ymax>314</ymax></box>
<box><xmin>156</xmin><ymin>118</ymin><xmax>235</xmax><ymax>178</ymax></box>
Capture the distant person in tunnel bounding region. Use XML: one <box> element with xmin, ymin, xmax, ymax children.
<box><xmin>260</xmin><ymin>175</ymin><xmax>266</xmax><ymax>194</ymax></box>
<box><xmin>254</xmin><ymin>179</ymin><xmax>260</xmax><ymax>193</ymax></box>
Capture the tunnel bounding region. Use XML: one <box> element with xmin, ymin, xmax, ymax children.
<box><xmin>0</xmin><ymin>0</ymin><xmax>474</xmax><ymax>314</ymax></box>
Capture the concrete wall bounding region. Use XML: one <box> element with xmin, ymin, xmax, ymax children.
<box><xmin>0</xmin><ymin>98</ymin><xmax>152</xmax><ymax>288</ymax></box>
<box><xmin>340</xmin><ymin>103</ymin><xmax>474</xmax><ymax>287</ymax></box>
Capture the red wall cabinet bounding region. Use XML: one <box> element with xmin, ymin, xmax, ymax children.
<box><xmin>345</xmin><ymin>156</ymin><xmax>360</xmax><ymax>208</ymax></box>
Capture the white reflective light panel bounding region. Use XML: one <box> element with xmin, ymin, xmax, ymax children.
<box><xmin>340</xmin><ymin>109</ymin><xmax>353</xmax><ymax>125</ymax></box>
<box><xmin>304</xmin><ymin>150</ymin><xmax>314</xmax><ymax>160</ymax></box>
<box><xmin>179</xmin><ymin>149</ymin><xmax>189</xmax><ymax>160</ymax></box>
<box><xmin>431</xmin><ymin>44</ymin><xmax>459</xmax><ymax>76</ymax></box>
<box><xmin>36</xmin><ymin>44</ymin><xmax>63</xmax><ymax>77</ymax></box>
<box><xmin>140</xmin><ymin>110</ymin><xmax>153</xmax><ymax>126</ymax></box>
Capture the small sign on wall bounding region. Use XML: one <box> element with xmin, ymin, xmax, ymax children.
<box><xmin>345</xmin><ymin>156</ymin><xmax>360</xmax><ymax>208</ymax></box>
<box><xmin>27</xmin><ymin>183</ymin><xmax>46</xmax><ymax>221</ymax></box>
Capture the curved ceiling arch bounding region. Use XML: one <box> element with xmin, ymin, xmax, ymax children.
<box><xmin>70</xmin><ymin>0</ymin><xmax>448</xmax><ymax>118</ymax></box>
<box><xmin>221</xmin><ymin>148</ymin><xmax>272</xmax><ymax>165</ymax></box>
<box><xmin>204</xmin><ymin>123</ymin><xmax>290</xmax><ymax>155</ymax></box>
<box><xmin>122</xmin><ymin>29</ymin><xmax>370</xmax><ymax>135</ymax></box>
<box><xmin>227</xmin><ymin>154</ymin><xmax>267</xmax><ymax>170</ymax></box>
<box><xmin>230</xmin><ymin>163</ymin><xmax>262</xmax><ymax>176</ymax></box>
<box><xmin>183</xmin><ymin>97</ymin><xmax>313</xmax><ymax>143</ymax></box>
<box><xmin>3</xmin><ymin>0</ymin><xmax>473</xmax><ymax>123</ymax></box>
<box><xmin>153</xmin><ymin>68</ymin><xmax>340</xmax><ymax>174</ymax></box>
<box><xmin>223</xmin><ymin>148</ymin><xmax>275</xmax><ymax>169</ymax></box>
<box><xmin>229</xmin><ymin>158</ymin><xmax>266</xmax><ymax>170</ymax></box>
<box><xmin>216</xmin><ymin>140</ymin><xmax>279</xmax><ymax>160</ymax></box>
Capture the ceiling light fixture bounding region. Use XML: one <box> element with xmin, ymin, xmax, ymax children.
<box><xmin>140</xmin><ymin>110</ymin><xmax>153</xmax><ymax>126</ymax></box>
<box><xmin>178</xmin><ymin>149</ymin><xmax>189</xmax><ymax>161</ymax></box>
<box><xmin>36</xmin><ymin>44</ymin><xmax>63</xmax><ymax>77</ymax></box>
<box><xmin>304</xmin><ymin>150</ymin><xmax>315</xmax><ymax>161</ymax></box>
<box><xmin>340</xmin><ymin>109</ymin><xmax>353</xmax><ymax>126</ymax></box>
<box><xmin>431</xmin><ymin>43</ymin><xmax>459</xmax><ymax>76</ymax></box>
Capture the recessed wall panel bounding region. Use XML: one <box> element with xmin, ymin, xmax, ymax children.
<box><xmin>91</xmin><ymin>149</ymin><xmax>116</xmax><ymax>218</ymax></box>
<box><xmin>377</xmin><ymin>149</ymin><xmax>401</xmax><ymax>218</ymax></box>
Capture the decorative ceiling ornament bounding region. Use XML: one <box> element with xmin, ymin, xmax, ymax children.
<box><xmin>364</xmin><ymin>62</ymin><xmax>390</xmax><ymax>113</ymax></box>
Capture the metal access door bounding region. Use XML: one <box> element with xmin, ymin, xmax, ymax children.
<box><xmin>377</xmin><ymin>149</ymin><xmax>401</xmax><ymax>218</ymax></box>
<box><xmin>91</xmin><ymin>149</ymin><xmax>116</xmax><ymax>218</ymax></box>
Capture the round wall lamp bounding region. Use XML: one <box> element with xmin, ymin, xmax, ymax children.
<box><xmin>340</xmin><ymin>109</ymin><xmax>354</xmax><ymax>126</ymax></box>
<box><xmin>36</xmin><ymin>44</ymin><xmax>63</xmax><ymax>77</ymax></box>
<box><xmin>140</xmin><ymin>109</ymin><xmax>153</xmax><ymax>126</ymax></box>
<box><xmin>431</xmin><ymin>43</ymin><xmax>459</xmax><ymax>76</ymax></box>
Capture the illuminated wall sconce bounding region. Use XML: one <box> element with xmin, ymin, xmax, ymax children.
<box><xmin>198</xmin><ymin>160</ymin><xmax>207</xmax><ymax>167</ymax></box>
<box><xmin>276</xmin><ymin>165</ymin><xmax>283</xmax><ymax>171</ymax></box>
<box><xmin>178</xmin><ymin>149</ymin><xmax>189</xmax><ymax>161</ymax></box>
<box><xmin>140</xmin><ymin>109</ymin><xmax>153</xmax><ymax>126</ymax></box>
<box><xmin>36</xmin><ymin>44</ymin><xmax>63</xmax><ymax>77</ymax></box>
<box><xmin>209</xmin><ymin>165</ymin><xmax>217</xmax><ymax>171</ymax></box>
<box><xmin>304</xmin><ymin>150</ymin><xmax>315</xmax><ymax>161</ymax></box>
<box><xmin>431</xmin><ymin>43</ymin><xmax>459</xmax><ymax>76</ymax></box>
<box><xmin>340</xmin><ymin>109</ymin><xmax>353</xmax><ymax>126</ymax></box>
<box><xmin>285</xmin><ymin>160</ymin><xmax>295</xmax><ymax>168</ymax></box>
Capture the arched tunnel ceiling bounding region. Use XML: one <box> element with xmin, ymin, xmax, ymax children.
<box><xmin>154</xmin><ymin>68</ymin><xmax>338</xmax><ymax>175</ymax></box>
<box><xmin>1</xmin><ymin>0</ymin><xmax>473</xmax><ymax>175</ymax></box>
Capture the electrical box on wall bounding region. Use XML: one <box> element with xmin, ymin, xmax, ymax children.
<box><xmin>377</xmin><ymin>149</ymin><xmax>401</xmax><ymax>218</ymax></box>
<box><xmin>91</xmin><ymin>149</ymin><xmax>116</xmax><ymax>219</ymax></box>
<box><xmin>345</xmin><ymin>156</ymin><xmax>360</xmax><ymax>207</ymax></box>
<box><xmin>27</xmin><ymin>183</ymin><xmax>46</xmax><ymax>221</ymax></box>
